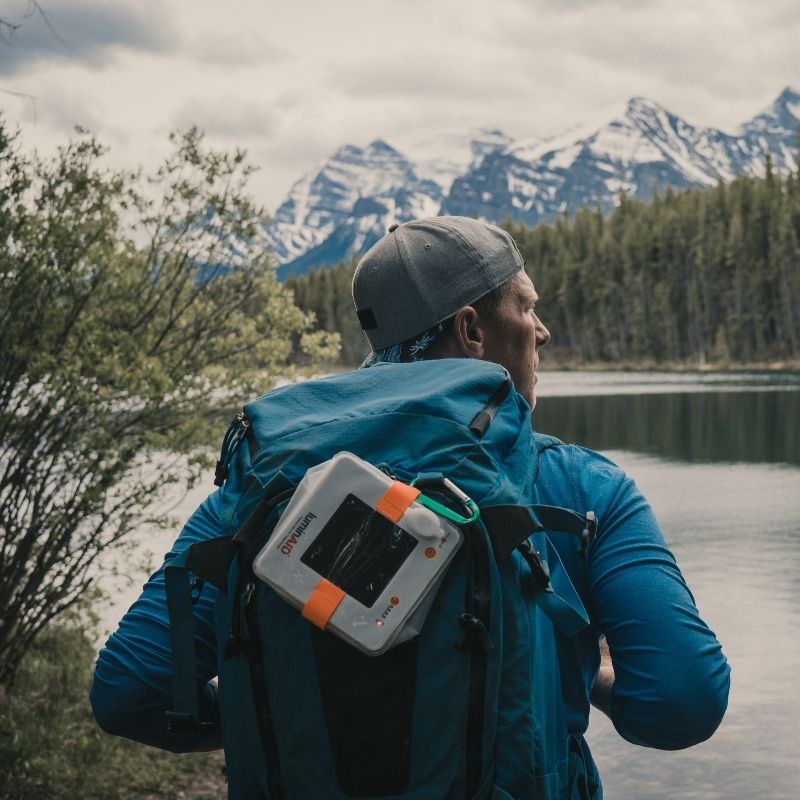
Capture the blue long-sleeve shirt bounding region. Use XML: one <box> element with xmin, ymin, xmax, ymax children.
<box><xmin>90</xmin><ymin>441</ymin><xmax>729</xmax><ymax>786</ymax></box>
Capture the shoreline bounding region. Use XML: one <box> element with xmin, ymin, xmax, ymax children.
<box><xmin>331</xmin><ymin>359</ymin><xmax>800</xmax><ymax>374</ymax></box>
<box><xmin>540</xmin><ymin>359</ymin><xmax>800</xmax><ymax>373</ymax></box>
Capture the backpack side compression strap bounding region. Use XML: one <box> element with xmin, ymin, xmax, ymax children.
<box><xmin>164</xmin><ymin>546</ymin><xmax>218</xmax><ymax>733</ymax></box>
<box><xmin>481</xmin><ymin>504</ymin><xmax>595</xmax><ymax>638</ymax></box>
<box><xmin>482</xmin><ymin>504</ymin><xmax>596</xmax><ymax>563</ymax></box>
<box><xmin>164</xmin><ymin>535</ymin><xmax>239</xmax><ymax>732</ymax></box>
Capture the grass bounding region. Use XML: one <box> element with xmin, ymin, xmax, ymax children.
<box><xmin>0</xmin><ymin>624</ymin><xmax>226</xmax><ymax>800</ymax></box>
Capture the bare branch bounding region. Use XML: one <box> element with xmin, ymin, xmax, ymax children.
<box><xmin>27</xmin><ymin>0</ymin><xmax>72</xmax><ymax>49</ymax></box>
<box><xmin>0</xmin><ymin>88</ymin><xmax>37</xmax><ymax>121</ymax></box>
<box><xmin>0</xmin><ymin>17</ymin><xmax>21</xmax><ymax>44</ymax></box>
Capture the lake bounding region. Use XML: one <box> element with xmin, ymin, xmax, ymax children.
<box><xmin>100</xmin><ymin>370</ymin><xmax>800</xmax><ymax>799</ymax></box>
<box><xmin>534</xmin><ymin>371</ymin><xmax>800</xmax><ymax>800</ymax></box>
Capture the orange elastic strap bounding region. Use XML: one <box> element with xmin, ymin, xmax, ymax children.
<box><xmin>302</xmin><ymin>578</ymin><xmax>346</xmax><ymax>630</ymax></box>
<box><xmin>375</xmin><ymin>481</ymin><xmax>420</xmax><ymax>524</ymax></box>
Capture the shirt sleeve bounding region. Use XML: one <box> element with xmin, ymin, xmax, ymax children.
<box><xmin>89</xmin><ymin>490</ymin><xmax>223</xmax><ymax>752</ymax></box>
<box><xmin>573</xmin><ymin>447</ymin><xmax>731</xmax><ymax>749</ymax></box>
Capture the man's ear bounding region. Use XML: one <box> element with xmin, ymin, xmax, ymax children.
<box><xmin>450</xmin><ymin>305</ymin><xmax>485</xmax><ymax>359</ymax></box>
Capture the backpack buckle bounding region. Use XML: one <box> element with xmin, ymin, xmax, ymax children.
<box><xmin>518</xmin><ymin>539</ymin><xmax>552</xmax><ymax>592</ymax></box>
<box><xmin>165</xmin><ymin>711</ymin><xmax>214</xmax><ymax>735</ymax></box>
<box><xmin>579</xmin><ymin>511</ymin><xmax>597</xmax><ymax>555</ymax></box>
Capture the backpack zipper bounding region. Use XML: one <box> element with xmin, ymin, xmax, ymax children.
<box><xmin>242</xmin><ymin>579</ymin><xmax>285</xmax><ymax>800</ymax></box>
<box><xmin>214</xmin><ymin>412</ymin><xmax>250</xmax><ymax>486</ymax></box>
<box><xmin>229</xmin><ymin>498</ymin><xmax>292</xmax><ymax>800</ymax></box>
<box><xmin>461</xmin><ymin>522</ymin><xmax>493</xmax><ymax>798</ymax></box>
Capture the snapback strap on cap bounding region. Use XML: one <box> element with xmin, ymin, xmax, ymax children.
<box><xmin>356</xmin><ymin>308</ymin><xmax>378</xmax><ymax>330</ymax></box>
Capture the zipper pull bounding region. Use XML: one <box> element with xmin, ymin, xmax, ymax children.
<box><xmin>190</xmin><ymin>576</ymin><xmax>204</xmax><ymax>605</ymax></box>
<box><xmin>214</xmin><ymin>412</ymin><xmax>250</xmax><ymax>486</ymax></box>
<box><xmin>456</xmin><ymin>613</ymin><xmax>495</xmax><ymax>652</ymax></box>
<box><xmin>469</xmin><ymin>372</ymin><xmax>512</xmax><ymax>437</ymax></box>
<box><xmin>377</xmin><ymin>463</ymin><xmax>397</xmax><ymax>479</ymax></box>
<box><xmin>223</xmin><ymin>581</ymin><xmax>257</xmax><ymax>660</ymax></box>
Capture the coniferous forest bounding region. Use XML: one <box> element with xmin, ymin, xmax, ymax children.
<box><xmin>288</xmin><ymin>165</ymin><xmax>800</xmax><ymax>368</ymax></box>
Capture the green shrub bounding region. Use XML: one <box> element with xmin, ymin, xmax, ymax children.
<box><xmin>0</xmin><ymin>624</ymin><xmax>225</xmax><ymax>800</ymax></box>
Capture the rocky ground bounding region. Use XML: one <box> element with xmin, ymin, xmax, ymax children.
<box><xmin>136</xmin><ymin>751</ymin><xmax>228</xmax><ymax>800</ymax></box>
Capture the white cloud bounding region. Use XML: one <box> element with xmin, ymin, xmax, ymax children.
<box><xmin>172</xmin><ymin>95</ymin><xmax>278</xmax><ymax>138</ymax></box>
<box><xmin>0</xmin><ymin>0</ymin><xmax>177</xmax><ymax>75</ymax></box>
<box><xmin>182</xmin><ymin>30</ymin><xmax>288</xmax><ymax>68</ymax></box>
<box><xmin>0</xmin><ymin>0</ymin><xmax>796</xmax><ymax>211</ymax></box>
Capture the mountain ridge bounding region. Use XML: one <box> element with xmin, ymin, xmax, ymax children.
<box><xmin>267</xmin><ymin>88</ymin><xmax>800</xmax><ymax>277</ymax></box>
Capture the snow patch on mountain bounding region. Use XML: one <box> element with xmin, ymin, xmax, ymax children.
<box><xmin>265</xmin><ymin>139</ymin><xmax>442</xmax><ymax>270</ymax></box>
<box><xmin>266</xmin><ymin>88</ymin><xmax>800</xmax><ymax>276</ymax></box>
<box><xmin>389</xmin><ymin>127</ymin><xmax>513</xmax><ymax>193</ymax></box>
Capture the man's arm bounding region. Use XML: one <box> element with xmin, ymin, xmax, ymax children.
<box><xmin>90</xmin><ymin>490</ymin><xmax>224</xmax><ymax>753</ymax></box>
<box><xmin>576</xmin><ymin>448</ymin><xmax>731</xmax><ymax>750</ymax></box>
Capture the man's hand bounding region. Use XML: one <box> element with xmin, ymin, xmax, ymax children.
<box><xmin>590</xmin><ymin>636</ymin><xmax>615</xmax><ymax>717</ymax></box>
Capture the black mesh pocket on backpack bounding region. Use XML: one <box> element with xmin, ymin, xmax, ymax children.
<box><xmin>311</xmin><ymin>631</ymin><xmax>418</xmax><ymax>797</ymax></box>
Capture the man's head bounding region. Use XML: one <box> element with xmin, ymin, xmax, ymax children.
<box><xmin>352</xmin><ymin>216</ymin><xmax>550</xmax><ymax>407</ymax></box>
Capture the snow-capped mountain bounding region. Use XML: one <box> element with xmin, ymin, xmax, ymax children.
<box><xmin>444</xmin><ymin>90</ymin><xmax>799</xmax><ymax>225</ymax></box>
<box><xmin>268</xmin><ymin>129</ymin><xmax>510</xmax><ymax>279</ymax></box>
<box><xmin>739</xmin><ymin>86</ymin><xmax>800</xmax><ymax>169</ymax></box>
<box><xmin>390</xmin><ymin>127</ymin><xmax>514</xmax><ymax>194</ymax></box>
<box><xmin>266</xmin><ymin>139</ymin><xmax>442</xmax><ymax>279</ymax></box>
<box><xmin>266</xmin><ymin>88</ymin><xmax>800</xmax><ymax>276</ymax></box>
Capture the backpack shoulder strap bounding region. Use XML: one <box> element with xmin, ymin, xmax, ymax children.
<box><xmin>481</xmin><ymin>503</ymin><xmax>597</xmax><ymax>638</ymax></box>
<box><xmin>163</xmin><ymin>545</ymin><xmax>220</xmax><ymax>734</ymax></box>
<box><xmin>164</xmin><ymin>471</ymin><xmax>297</xmax><ymax>734</ymax></box>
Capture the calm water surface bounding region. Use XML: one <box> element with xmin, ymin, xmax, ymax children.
<box><xmin>535</xmin><ymin>371</ymin><xmax>800</xmax><ymax>799</ymax></box>
<box><xmin>101</xmin><ymin>371</ymin><xmax>800</xmax><ymax>799</ymax></box>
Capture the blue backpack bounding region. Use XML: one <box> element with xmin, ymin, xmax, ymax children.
<box><xmin>165</xmin><ymin>360</ymin><xmax>596</xmax><ymax>799</ymax></box>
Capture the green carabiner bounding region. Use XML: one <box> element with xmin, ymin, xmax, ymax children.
<box><xmin>410</xmin><ymin>476</ymin><xmax>480</xmax><ymax>525</ymax></box>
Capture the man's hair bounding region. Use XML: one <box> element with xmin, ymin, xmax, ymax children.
<box><xmin>438</xmin><ymin>276</ymin><xmax>514</xmax><ymax>337</ymax></box>
<box><xmin>359</xmin><ymin>275</ymin><xmax>518</xmax><ymax>367</ymax></box>
<box><xmin>473</xmin><ymin>277</ymin><xmax>513</xmax><ymax>318</ymax></box>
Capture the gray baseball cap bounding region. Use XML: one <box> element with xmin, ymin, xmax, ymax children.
<box><xmin>352</xmin><ymin>216</ymin><xmax>524</xmax><ymax>352</ymax></box>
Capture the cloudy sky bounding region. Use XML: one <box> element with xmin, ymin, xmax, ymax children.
<box><xmin>1</xmin><ymin>0</ymin><xmax>798</xmax><ymax>211</ymax></box>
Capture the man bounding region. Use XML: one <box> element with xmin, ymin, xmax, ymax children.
<box><xmin>91</xmin><ymin>216</ymin><xmax>729</xmax><ymax>797</ymax></box>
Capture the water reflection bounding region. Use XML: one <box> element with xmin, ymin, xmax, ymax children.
<box><xmin>534</xmin><ymin>390</ymin><xmax>800</xmax><ymax>465</ymax></box>
<box><xmin>585</xmin><ymin>452</ymin><xmax>800</xmax><ymax>800</ymax></box>
<box><xmin>537</xmin><ymin>370</ymin><xmax>800</xmax><ymax>396</ymax></box>
<box><xmin>532</xmin><ymin>374</ymin><xmax>800</xmax><ymax>798</ymax></box>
